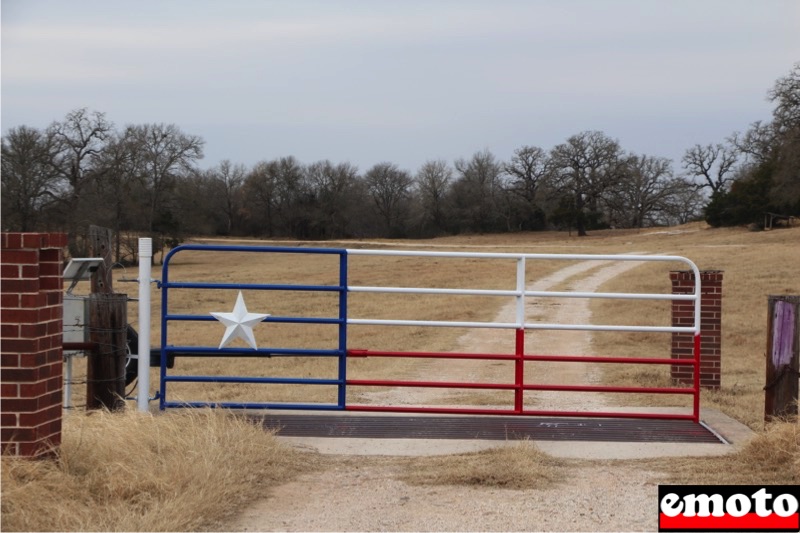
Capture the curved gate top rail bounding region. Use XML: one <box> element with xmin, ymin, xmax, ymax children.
<box><xmin>157</xmin><ymin>244</ymin><xmax>702</xmax><ymax>422</ymax></box>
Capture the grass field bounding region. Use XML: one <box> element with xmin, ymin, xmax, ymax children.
<box><xmin>2</xmin><ymin>222</ymin><xmax>798</xmax><ymax>531</ymax></box>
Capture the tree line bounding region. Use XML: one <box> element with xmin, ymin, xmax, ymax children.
<box><xmin>3</xmin><ymin>64</ymin><xmax>797</xmax><ymax>263</ymax></box>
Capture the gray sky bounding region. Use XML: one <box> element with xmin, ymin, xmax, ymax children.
<box><xmin>2</xmin><ymin>0</ymin><xmax>799</xmax><ymax>174</ymax></box>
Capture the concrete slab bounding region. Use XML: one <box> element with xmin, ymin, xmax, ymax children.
<box><xmin>267</xmin><ymin>407</ymin><xmax>756</xmax><ymax>459</ymax></box>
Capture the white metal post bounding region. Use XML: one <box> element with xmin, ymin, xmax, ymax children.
<box><xmin>137</xmin><ymin>238</ymin><xmax>152</xmax><ymax>412</ymax></box>
<box><xmin>64</xmin><ymin>356</ymin><xmax>72</xmax><ymax>409</ymax></box>
<box><xmin>516</xmin><ymin>257</ymin><xmax>526</xmax><ymax>328</ymax></box>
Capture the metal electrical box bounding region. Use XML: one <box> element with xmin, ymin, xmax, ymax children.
<box><xmin>62</xmin><ymin>257</ymin><xmax>103</xmax><ymax>356</ymax></box>
<box><xmin>63</xmin><ymin>294</ymin><xmax>89</xmax><ymax>355</ymax></box>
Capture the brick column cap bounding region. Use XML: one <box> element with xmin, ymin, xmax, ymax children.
<box><xmin>1</xmin><ymin>233</ymin><xmax>68</xmax><ymax>251</ymax></box>
<box><xmin>669</xmin><ymin>269</ymin><xmax>725</xmax><ymax>275</ymax></box>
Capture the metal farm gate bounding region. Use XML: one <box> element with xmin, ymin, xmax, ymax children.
<box><xmin>155</xmin><ymin>245</ymin><xmax>702</xmax><ymax>422</ymax></box>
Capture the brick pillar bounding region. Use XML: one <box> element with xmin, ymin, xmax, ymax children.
<box><xmin>1</xmin><ymin>232</ymin><xmax>68</xmax><ymax>457</ymax></box>
<box><xmin>670</xmin><ymin>270</ymin><xmax>723</xmax><ymax>390</ymax></box>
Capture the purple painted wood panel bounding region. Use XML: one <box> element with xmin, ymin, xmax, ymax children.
<box><xmin>771</xmin><ymin>300</ymin><xmax>796</xmax><ymax>367</ymax></box>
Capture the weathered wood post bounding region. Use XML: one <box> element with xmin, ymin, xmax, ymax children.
<box><xmin>86</xmin><ymin>294</ymin><xmax>127</xmax><ymax>410</ymax></box>
<box><xmin>765</xmin><ymin>295</ymin><xmax>800</xmax><ymax>421</ymax></box>
<box><xmin>90</xmin><ymin>225</ymin><xmax>113</xmax><ymax>294</ymax></box>
<box><xmin>86</xmin><ymin>225</ymin><xmax>127</xmax><ymax>410</ymax></box>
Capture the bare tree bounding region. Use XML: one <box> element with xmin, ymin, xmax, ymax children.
<box><xmin>768</xmin><ymin>62</ymin><xmax>800</xmax><ymax>133</ymax></box>
<box><xmin>721</xmin><ymin>64</ymin><xmax>800</xmax><ymax>218</ymax></box>
<box><xmin>306</xmin><ymin>160</ymin><xmax>361</xmax><ymax>238</ymax></box>
<box><xmin>93</xmin><ymin>129</ymin><xmax>145</xmax><ymax>262</ymax></box>
<box><xmin>550</xmin><ymin>131</ymin><xmax>626</xmax><ymax>236</ymax></box>
<box><xmin>415</xmin><ymin>159</ymin><xmax>452</xmax><ymax>233</ymax></box>
<box><xmin>1</xmin><ymin>126</ymin><xmax>61</xmax><ymax>231</ymax></box>
<box><xmin>729</xmin><ymin>121</ymin><xmax>777</xmax><ymax>165</ymax></box>
<box><xmin>681</xmin><ymin>143</ymin><xmax>738</xmax><ymax>194</ymax></box>
<box><xmin>125</xmin><ymin>123</ymin><xmax>204</xmax><ymax>235</ymax></box>
<box><xmin>504</xmin><ymin>145</ymin><xmax>551</xmax><ymax>230</ymax></box>
<box><xmin>243</xmin><ymin>160</ymin><xmax>279</xmax><ymax>236</ymax></box>
<box><xmin>243</xmin><ymin>156</ymin><xmax>308</xmax><ymax>237</ymax></box>
<box><xmin>659</xmin><ymin>179</ymin><xmax>706</xmax><ymax>225</ymax></box>
<box><xmin>49</xmin><ymin>108</ymin><xmax>112</xmax><ymax>253</ymax></box>
<box><xmin>364</xmin><ymin>162</ymin><xmax>412</xmax><ymax>236</ymax></box>
<box><xmin>451</xmin><ymin>149</ymin><xmax>504</xmax><ymax>233</ymax></box>
<box><xmin>604</xmin><ymin>155</ymin><xmax>686</xmax><ymax>228</ymax></box>
<box><xmin>207</xmin><ymin>160</ymin><xmax>246</xmax><ymax>235</ymax></box>
<box><xmin>504</xmin><ymin>146</ymin><xmax>550</xmax><ymax>203</ymax></box>
<box><xmin>766</xmin><ymin>63</ymin><xmax>800</xmax><ymax>206</ymax></box>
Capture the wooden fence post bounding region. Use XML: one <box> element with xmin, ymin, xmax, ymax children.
<box><xmin>89</xmin><ymin>225</ymin><xmax>113</xmax><ymax>295</ymax></box>
<box><xmin>86</xmin><ymin>294</ymin><xmax>127</xmax><ymax>410</ymax></box>
<box><xmin>86</xmin><ymin>225</ymin><xmax>127</xmax><ymax>411</ymax></box>
<box><xmin>765</xmin><ymin>295</ymin><xmax>800</xmax><ymax>421</ymax></box>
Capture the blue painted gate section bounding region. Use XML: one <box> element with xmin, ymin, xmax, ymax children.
<box><xmin>158</xmin><ymin>244</ymin><xmax>348</xmax><ymax>410</ymax></box>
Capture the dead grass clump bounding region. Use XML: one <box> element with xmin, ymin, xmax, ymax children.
<box><xmin>736</xmin><ymin>420</ymin><xmax>800</xmax><ymax>483</ymax></box>
<box><xmin>661</xmin><ymin>421</ymin><xmax>800</xmax><ymax>485</ymax></box>
<box><xmin>1</xmin><ymin>409</ymin><xmax>317</xmax><ymax>532</ymax></box>
<box><xmin>400</xmin><ymin>442</ymin><xmax>564</xmax><ymax>490</ymax></box>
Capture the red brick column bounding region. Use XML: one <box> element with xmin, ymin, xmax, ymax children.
<box><xmin>1</xmin><ymin>233</ymin><xmax>67</xmax><ymax>457</ymax></box>
<box><xmin>670</xmin><ymin>270</ymin><xmax>723</xmax><ymax>390</ymax></box>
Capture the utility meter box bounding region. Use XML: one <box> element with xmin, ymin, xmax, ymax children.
<box><xmin>63</xmin><ymin>294</ymin><xmax>90</xmax><ymax>355</ymax></box>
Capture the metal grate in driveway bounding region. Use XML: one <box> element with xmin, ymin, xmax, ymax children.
<box><xmin>256</xmin><ymin>413</ymin><xmax>724</xmax><ymax>443</ymax></box>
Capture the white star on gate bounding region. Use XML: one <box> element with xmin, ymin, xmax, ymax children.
<box><xmin>210</xmin><ymin>292</ymin><xmax>270</xmax><ymax>350</ymax></box>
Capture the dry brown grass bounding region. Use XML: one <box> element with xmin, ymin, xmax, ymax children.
<box><xmin>646</xmin><ymin>419</ymin><xmax>800</xmax><ymax>485</ymax></box>
<box><xmin>399</xmin><ymin>441</ymin><xmax>565</xmax><ymax>490</ymax></box>
<box><xmin>0</xmin><ymin>409</ymin><xmax>318</xmax><ymax>532</ymax></box>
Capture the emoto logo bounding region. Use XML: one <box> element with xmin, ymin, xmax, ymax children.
<box><xmin>658</xmin><ymin>485</ymin><xmax>799</xmax><ymax>532</ymax></box>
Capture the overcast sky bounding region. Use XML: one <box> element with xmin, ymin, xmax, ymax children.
<box><xmin>2</xmin><ymin>0</ymin><xmax>799</xmax><ymax>174</ymax></box>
